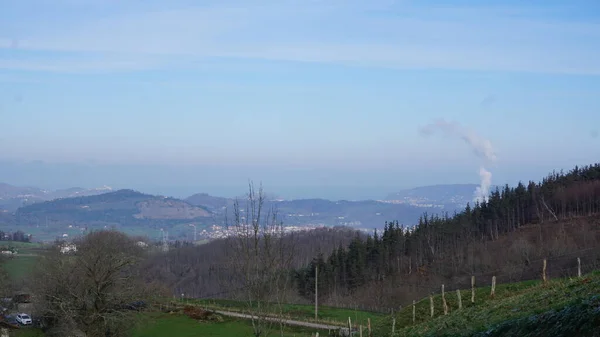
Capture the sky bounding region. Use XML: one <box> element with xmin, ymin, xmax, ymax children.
<box><xmin>1</xmin><ymin>0</ymin><xmax>600</xmax><ymax>200</ymax></box>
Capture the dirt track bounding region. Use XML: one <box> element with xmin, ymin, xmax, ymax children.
<box><xmin>213</xmin><ymin>310</ymin><xmax>343</xmax><ymax>331</ymax></box>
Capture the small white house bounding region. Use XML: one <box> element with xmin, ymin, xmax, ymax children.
<box><xmin>60</xmin><ymin>243</ymin><xmax>77</xmax><ymax>254</ymax></box>
<box><xmin>136</xmin><ymin>241</ymin><xmax>148</xmax><ymax>248</ymax></box>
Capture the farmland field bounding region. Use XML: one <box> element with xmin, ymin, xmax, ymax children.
<box><xmin>193</xmin><ymin>298</ymin><xmax>386</xmax><ymax>327</ymax></box>
<box><xmin>133</xmin><ymin>313</ymin><xmax>327</xmax><ymax>337</ymax></box>
<box><xmin>7</xmin><ymin>313</ymin><xmax>328</xmax><ymax>337</ymax></box>
<box><xmin>0</xmin><ymin>242</ymin><xmax>44</xmax><ymax>281</ymax></box>
<box><xmin>0</xmin><ymin>242</ymin><xmax>43</xmax><ymax>249</ymax></box>
<box><xmin>2</xmin><ymin>255</ymin><xmax>38</xmax><ymax>281</ymax></box>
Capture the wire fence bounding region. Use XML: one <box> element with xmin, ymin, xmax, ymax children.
<box><xmin>387</xmin><ymin>246</ymin><xmax>600</xmax><ymax>312</ymax></box>
<box><xmin>285</xmin><ymin>246</ymin><xmax>600</xmax><ymax>314</ymax></box>
<box><xmin>168</xmin><ymin>246</ymin><xmax>600</xmax><ymax>324</ymax></box>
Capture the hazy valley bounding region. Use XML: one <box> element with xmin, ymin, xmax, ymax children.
<box><xmin>0</xmin><ymin>182</ymin><xmax>484</xmax><ymax>242</ymax></box>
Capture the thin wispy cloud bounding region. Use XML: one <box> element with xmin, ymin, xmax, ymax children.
<box><xmin>0</xmin><ymin>56</ymin><xmax>163</xmax><ymax>73</ymax></box>
<box><xmin>1</xmin><ymin>1</ymin><xmax>599</xmax><ymax>74</ymax></box>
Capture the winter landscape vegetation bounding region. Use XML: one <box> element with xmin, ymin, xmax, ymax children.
<box><xmin>2</xmin><ymin>0</ymin><xmax>600</xmax><ymax>336</ymax></box>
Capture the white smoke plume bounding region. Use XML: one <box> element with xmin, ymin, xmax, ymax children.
<box><xmin>474</xmin><ymin>166</ymin><xmax>493</xmax><ymax>203</ymax></box>
<box><xmin>419</xmin><ymin>119</ymin><xmax>496</xmax><ymax>203</ymax></box>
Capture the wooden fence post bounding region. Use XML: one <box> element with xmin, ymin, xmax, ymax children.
<box><xmin>368</xmin><ymin>318</ymin><xmax>372</xmax><ymax>337</ymax></box>
<box><xmin>578</xmin><ymin>257</ymin><xmax>582</xmax><ymax>278</ymax></box>
<box><xmin>348</xmin><ymin>317</ymin><xmax>352</xmax><ymax>336</ymax></box>
<box><xmin>359</xmin><ymin>325</ymin><xmax>363</xmax><ymax>337</ymax></box>
<box><xmin>456</xmin><ymin>289</ymin><xmax>462</xmax><ymax>310</ymax></box>
<box><xmin>471</xmin><ymin>276</ymin><xmax>475</xmax><ymax>303</ymax></box>
<box><xmin>491</xmin><ymin>276</ymin><xmax>496</xmax><ymax>298</ymax></box>
<box><xmin>391</xmin><ymin>318</ymin><xmax>396</xmax><ymax>336</ymax></box>
<box><xmin>315</xmin><ymin>265</ymin><xmax>318</xmax><ymax>320</ymax></box>
<box><xmin>429</xmin><ymin>294</ymin><xmax>434</xmax><ymax>318</ymax></box>
<box><xmin>442</xmin><ymin>284</ymin><xmax>448</xmax><ymax>315</ymax></box>
<box><xmin>543</xmin><ymin>259</ymin><xmax>547</xmax><ymax>284</ymax></box>
<box><xmin>412</xmin><ymin>300</ymin><xmax>416</xmax><ymax>324</ymax></box>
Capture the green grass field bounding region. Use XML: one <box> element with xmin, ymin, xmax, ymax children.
<box><xmin>192</xmin><ymin>298</ymin><xmax>385</xmax><ymax>327</ymax></box>
<box><xmin>10</xmin><ymin>314</ymin><xmax>328</xmax><ymax>337</ymax></box>
<box><xmin>1</xmin><ymin>242</ymin><xmax>43</xmax><ymax>281</ymax></box>
<box><xmin>373</xmin><ymin>271</ymin><xmax>600</xmax><ymax>336</ymax></box>
<box><xmin>0</xmin><ymin>242</ymin><xmax>43</xmax><ymax>250</ymax></box>
<box><xmin>133</xmin><ymin>313</ymin><xmax>327</xmax><ymax>337</ymax></box>
<box><xmin>2</xmin><ymin>255</ymin><xmax>39</xmax><ymax>281</ymax></box>
<box><xmin>13</xmin><ymin>329</ymin><xmax>44</xmax><ymax>337</ymax></box>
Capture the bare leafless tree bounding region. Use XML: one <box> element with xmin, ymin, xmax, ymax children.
<box><xmin>33</xmin><ymin>230</ymin><xmax>167</xmax><ymax>337</ymax></box>
<box><xmin>224</xmin><ymin>182</ymin><xmax>297</xmax><ymax>337</ymax></box>
<box><xmin>0</xmin><ymin>257</ymin><xmax>12</xmax><ymax>299</ymax></box>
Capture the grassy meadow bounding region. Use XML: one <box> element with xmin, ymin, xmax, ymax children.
<box><xmin>0</xmin><ymin>242</ymin><xmax>44</xmax><ymax>281</ymax></box>
<box><xmin>374</xmin><ymin>271</ymin><xmax>600</xmax><ymax>336</ymax></box>
<box><xmin>132</xmin><ymin>313</ymin><xmax>328</xmax><ymax>337</ymax></box>
<box><xmin>192</xmin><ymin>298</ymin><xmax>386</xmax><ymax>327</ymax></box>
<box><xmin>11</xmin><ymin>313</ymin><xmax>329</xmax><ymax>337</ymax></box>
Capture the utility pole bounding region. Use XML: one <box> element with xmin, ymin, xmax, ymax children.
<box><xmin>189</xmin><ymin>224</ymin><xmax>197</xmax><ymax>242</ymax></box>
<box><xmin>165</xmin><ymin>231</ymin><xmax>169</xmax><ymax>251</ymax></box>
<box><xmin>160</xmin><ymin>229</ymin><xmax>169</xmax><ymax>252</ymax></box>
<box><xmin>315</xmin><ymin>264</ymin><xmax>318</xmax><ymax>320</ymax></box>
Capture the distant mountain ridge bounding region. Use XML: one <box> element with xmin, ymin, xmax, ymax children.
<box><xmin>385</xmin><ymin>183</ymin><xmax>500</xmax><ymax>210</ymax></box>
<box><xmin>0</xmin><ymin>182</ymin><xmax>45</xmax><ymax>198</ymax></box>
<box><xmin>185</xmin><ymin>194</ymin><xmax>439</xmax><ymax>230</ymax></box>
<box><xmin>15</xmin><ymin>189</ymin><xmax>210</xmax><ymax>228</ymax></box>
<box><xmin>0</xmin><ymin>182</ymin><xmax>489</xmax><ymax>241</ymax></box>
<box><xmin>185</xmin><ymin>193</ymin><xmax>230</xmax><ymax>211</ymax></box>
<box><xmin>0</xmin><ymin>182</ymin><xmax>114</xmax><ymax>212</ymax></box>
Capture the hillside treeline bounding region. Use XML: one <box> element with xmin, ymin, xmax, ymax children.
<box><xmin>0</xmin><ymin>230</ymin><xmax>31</xmax><ymax>242</ymax></box>
<box><xmin>141</xmin><ymin>226</ymin><xmax>367</xmax><ymax>299</ymax></box>
<box><xmin>294</xmin><ymin>164</ymin><xmax>600</xmax><ymax>309</ymax></box>
<box><xmin>137</xmin><ymin>163</ymin><xmax>600</xmax><ymax>311</ymax></box>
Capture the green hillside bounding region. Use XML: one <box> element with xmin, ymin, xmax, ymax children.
<box><xmin>374</xmin><ymin>271</ymin><xmax>600</xmax><ymax>336</ymax></box>
<box><xmin>12</xmin><ymin>189</ymin><xmax>212</xmax><ymax>239</ymax></box>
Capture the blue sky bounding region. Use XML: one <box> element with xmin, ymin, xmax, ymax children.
<box><xmin>1</xmin><ymin>0</ymin><xmax>600</xmax><ymax>199</ymax></box>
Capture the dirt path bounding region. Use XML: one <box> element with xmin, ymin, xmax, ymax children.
<box><xmin>213</xmin><ymin>310</ymin><xmax>343</xmax><ymax>331</ymax></box>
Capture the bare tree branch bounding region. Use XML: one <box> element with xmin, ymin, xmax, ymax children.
<box><xmin>224</xmin><ymin>182</ymin><xmax>298</xmax><ymax>337</ymax></box>
<box><xmin>32</xmin><ymin>230</ymin><xmax>167</xmax><ymax>337</ymax></box>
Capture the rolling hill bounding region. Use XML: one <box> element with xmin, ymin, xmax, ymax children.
<box><xmin>0</xmin><ymin>185</ymin><xmax>454</xmax><ymax>241</ymax></box>
<box><xmin>0</xmin><ymin>183</ymin><xmax>492</xmax><ymax>241</ymax></box>
<box><xmin>185</xmin><ymin>194</ymin><xmax>435</xmax><ymax>230</ymax></box>
<box><xmin>270</xmin><ymin>198</ymin><xmax>429</xmax><ymax>228</ymax></box>
<box><xmin>0</xmin><ymin>182</ymin><xmax>113</xmax><ymax>212</ymax></box>
<box><xmin>185</xmin><ymin>193</ymin><xmax>230</xmax><ymax>211</ymax></box>
<box><xmin>14</xmin><ymin>189</ymin><xmax>211</xmax><ymax>230</ymax></box>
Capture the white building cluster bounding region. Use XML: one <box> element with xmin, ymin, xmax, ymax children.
<box><xmin>60</xmin><ymin>243</ymin><xmax>77</xmax><ymax>254</ymax></box>
<box><xmin>204</xmin><ymin>224</ymin><xmax>325</xmax><ymax>239</ymax></box>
